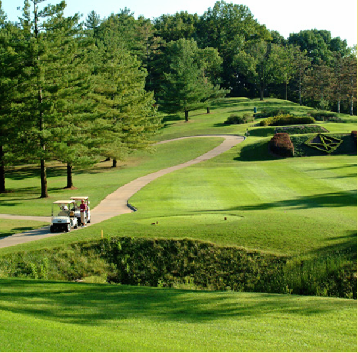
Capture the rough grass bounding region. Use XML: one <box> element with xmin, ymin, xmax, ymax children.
<box><xmin>0</xmin><ymin>278</ymin><xmax>356</xmax><ymax>352</ymax></box>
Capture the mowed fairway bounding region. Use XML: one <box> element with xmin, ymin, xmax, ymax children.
<box><xmin>125</xmin><ymin>145</ymin><xmax>356</xmax><ymax>255</ymax></box>
<box><xmin>0</xmin><ymin>279</ymin><xmax>356</xmax><ymax>352</ymax></box>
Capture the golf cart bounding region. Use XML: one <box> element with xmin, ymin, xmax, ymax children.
<box><xmin>50</xmin><ymin>200</ymin><xmax>78</xmax><ymax>233</ymax></box>
<box><xmin>70</xmin><ymin>196</ymin><xmax>91</xmax><ymax>226</ymax></box>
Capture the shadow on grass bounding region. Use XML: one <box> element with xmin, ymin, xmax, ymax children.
<box><xmin>234</xmin><ymin>140</ymin><xmax>279</xmax><ymax>162</ymax></box>
<box><xmin>246</xmin><ymin>127</ymin><xmax>276</xmax><ymax>137</ymax></box>
<box><xmin>225</xmin><ymin>190</ymin><xmax>357</xmax><ymax>211</ymax></box>
<box><xmin>211</xmin><ymin>98</ymin><xmax>251</xmax><ymax>109</ymax></box>
<box><xmin>307</xmin><ymin>163</ymin><xmax>357</xmax><ymax>172</ymax></box>
<box><xmin>307</xmin><ymin>231</ymin><xmax>357</xmax><ymax>260</ymax></box>
<box><xmin>5</xmin><ymin>161</ymin><xmax>124</xmax><ymax>184</ymax></box>
<box><xmin>0</xmin><ymin>278</ymin><xmax>354</xmax><ymax>326</ymax></box>
<box><xmin>0</xmin><ymin>226</ymin><xmax>48</xmax><ymax>239</ymax></box>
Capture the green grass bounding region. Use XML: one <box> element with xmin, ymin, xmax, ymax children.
<box><xmin>0</xmin><ymin>98</ymin><xmax>355</xmax><ymax>258</ymax></box>
<box><xmin>2</xmin><ymin>140</ymin><xmax>354</xmax><ymax>258</ymax></box>
<box><xmin>0</xmin><ymin>98</ymin><xmax>356</xmax><ymax>351</ymax></box>
<box><xmin>0</xmin><ymin>278</ymin><xmax>356</xmax><ymax>352</ymax></box>
<box><xmin>0</xmin><ymin>137</ymin><xmax>223</xmax><ymax>217</ymax></box>
<box><xmin>0</xmin><ymin>219</ymin><xmax>48</xmax><ymax>237</ymax></box>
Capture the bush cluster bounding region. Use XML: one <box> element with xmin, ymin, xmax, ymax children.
<box><xmin>260</xmin><ymin>114</ymin><xmax>315</xmax><ymax>126</ymax></box>
<box><xmin>254</xmin><ymin>108</ymin><xmax>290</xmax><ymax>118</ymax></box>
<box><xmin>269</xmin><ymin>133</ymin><xmax>294</xmax><ymax>157</ymax></box>
<box><xmin>224</xmin><ymin>113</ymin><xmax>254</xmax><ymax>125</ymax></box>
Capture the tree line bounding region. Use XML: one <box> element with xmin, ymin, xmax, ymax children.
<box><xmin>0</xmin><ymin>0</ymin><xmax>356</xmax><ymax>197</ymax></box>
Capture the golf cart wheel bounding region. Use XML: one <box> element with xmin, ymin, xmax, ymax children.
<box><xmin>74</xmin><ymin>224</ymin><xmax>78</xmax><ymax>229</ymax></box>
<box><xmin>87</xmin><ymin>219</ymin><xmax>91</xmax><ymax>224</ymax></box>
<box><xmin>50</xmin><ymin>225</ymin><xmax>55</xmax><ymax>233</ymax></box>
<box><xmin>65</xmin><ymin>224</ymin><xmax>71</xmax><ymax>232</ymax></box>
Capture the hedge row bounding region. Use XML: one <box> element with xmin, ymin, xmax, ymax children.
<box><xmin>224</xmin><ymin>114</ymin><xmax>254</xmax><ymax>125</ymax></box>
<box><xmin>269</xmin><ymin>133</ymin><xmax>294</xmax><ymax>157</ymax></box>
<box><xmin>275</xmin><ymin>125</ymin><xmax>328</xmax><ymax>135</ymax></box>
<box><xmin>254</xmin><ymin>108</ymin><xmax>291</xmax><ymax>118</ymax></box>
<box><xmin>260</xmin><ymin>114</ymin><xmax>315</xmax><ymax>126</ymax></box>
<box><xmin>309</xmin><ymin>111</ymin><xmax>340</xmax><ymax>121</ymax></box>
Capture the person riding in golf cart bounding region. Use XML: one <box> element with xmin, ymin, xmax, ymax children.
<box><xmin>70</xmin><ymin>196</ymin><xmax>91</xmax><ymax>226</ymax></box>
<box><xmin>50</xmin><ymin>200</ymin><xmax>78</xmax><ymax>233</ymax></box>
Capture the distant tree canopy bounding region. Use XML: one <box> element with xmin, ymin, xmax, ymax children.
<box><xmin>0</xmin><ymin>0</ymin><xmax>356</xmax><ymax>194</ymax></box>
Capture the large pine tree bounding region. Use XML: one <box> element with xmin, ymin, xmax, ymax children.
<box><xmin>90</xmin><ymin>32</ymin><xmax>161</xmax><ymax>166</ymax></box>
<box><xmin>15</xmin><ymin>0</ymin><xmax>87</xmax><ymax>197</ymax></box>
<box><xmin>158</xmin><ymin>38</ymin><xmax>227</xmax><ymax>121</ymax></box>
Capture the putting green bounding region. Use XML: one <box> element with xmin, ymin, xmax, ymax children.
<box><xmin>136</xmin><ymin>213</ymin><xmax>243</xmax><ymax>227</ymax></box>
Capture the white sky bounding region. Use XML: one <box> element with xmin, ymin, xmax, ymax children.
<box><xmin>2</xmin><ymin>0</ymin><xmax>357</xmax><ymax>46</ymax></box>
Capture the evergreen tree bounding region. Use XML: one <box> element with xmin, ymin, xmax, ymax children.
<box><xmin>90</xmin><ymin>33</ymin><xmax>161</xmax><ymax>167</ymax></box>
<box><xmin>15</xmin><ymin>0</ymin><xmax>87</xmax><ymax>197</ymax></box>
<box><xmin>157</xmin><ymin>38</ymin><xmax>227</xmax><ymax>121</ymax></box>
<box><xmin>0</xmin><ymin>2</ymin><xmax>16</xmax><ymax>193</ymax></box>
<box><xmin>84</xmin><ymin>10</ymin><xmax>101</xmax><ymax>37</ymax></box>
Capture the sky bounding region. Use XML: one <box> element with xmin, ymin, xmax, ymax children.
<box><xmin>2</xmin><ymin>0</ymin><xmax>357</xmax><ymax>47</ymax></box>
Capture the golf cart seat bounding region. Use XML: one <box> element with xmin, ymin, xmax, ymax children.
<box><xmin>58</xmin><ymin>210</ymin><xmax>69</xmax><ymax>216</ymax></box>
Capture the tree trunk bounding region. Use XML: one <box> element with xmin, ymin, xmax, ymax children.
<box><xmin>285</xmin><ymin>81</ymin><xmax>288</xmax><ymax>101</ymax></box>
<box><xmin>184</xmin><ymin>110</ymin><xmax>189</xmax><ymax>121</ymax></box>
<box><xmin>260</xmin><ymin>84</ymin><xmax>264</xmax><ymax>101</ymax></box>
<box><xmin>66</xmin><ymin>163</ymin><xmax>73</xmax><ymax>188</ymax></box>
<box><xmin>0</xmin><ymin>144</ymin><xmax>5</xmax><ymax>193</ymax></box>
<box><xmin>207</xmin><ymin>107</ymin><xmax>210</xmax><ymax>114</ymax></box>
<box><xmin>337</xmin><ymin>100</ymin><xmax>341</xmax><ymax>114</ymax></box>
<box><xmin>350</xmin><ymin>96</ymin><xmax>354</xmax><ymax>116</ymax></box>
<box><xmin>112</xmin><ymin>159</ymin><xmax>117</xmax><ymax>167</ymax></box>
<box><xmin>40</xmin><ymin>158</ymin><xmax>48</xmax><ymax>198</ymax></box>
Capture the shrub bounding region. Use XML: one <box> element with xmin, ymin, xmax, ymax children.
<box><xmin>269</xmin><ymin>133</ymin><xmax>294</xmax><ymax>157</ymax></box>
<box><xmin>254</xmin><ymin>108</ymin><xmax>290</xmax><ymax>118</ymax></box>
<box><xmin>260</xmin><ymin>114</ymin><xmax>315</xmax><ymax>126</ymax></box>
<box><xmin>224</xmin><ymin>114</ymin><xmax>254</xmax><ymax>125</ymax></box>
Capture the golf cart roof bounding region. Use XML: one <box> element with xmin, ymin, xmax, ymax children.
<box><xmin>53</xmin><ymin>200</ymin><xmax>76</xmax><ymax>204</ymax></box>
<box><xmin>70</xmin><ymin>196</ymin><xmax>89</xmax><ymax>200</ymax></box>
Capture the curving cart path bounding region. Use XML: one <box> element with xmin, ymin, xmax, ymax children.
<box><xmin>0</xmin><ymin>135</ymin><xmax>244</xmax><ymax>248</ymax></box>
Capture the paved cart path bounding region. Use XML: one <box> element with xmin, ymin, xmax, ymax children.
<box><xmin>0</xmin><ymin>135</ymin><xmax>244</xmax><ymax>248</ymax></box>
